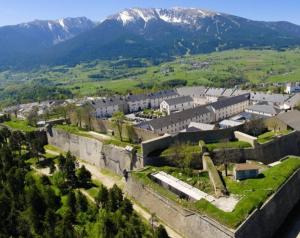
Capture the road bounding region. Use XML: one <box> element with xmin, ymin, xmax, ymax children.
<box><xmin>46</xmin><ymin>148</ymin><xmax>183</xmax><ymax>238</ymax></box>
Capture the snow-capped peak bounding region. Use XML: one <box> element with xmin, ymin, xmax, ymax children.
<box><xmin>58</xmin><ymin>18</ymin><xmax>66</xmax><ymax>29</ymax></box>
<box><xmin>109</xmin><ymin>7</ymin><xmax>220</xmax><ymax>26</ymax></box>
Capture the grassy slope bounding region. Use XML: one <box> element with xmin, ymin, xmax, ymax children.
<box><xmin>2</xmin><ymin>48</ymin><xmax>300</xmax><ymax>102</ymax></box>
<box><xmin>3</xmin><ymin>119</ymin><xmax>37</xmax><ymax>132</ymax></box>
<box><xmin>133</xmin><ymin>157</ymin><xmax>300</xmax><ymax>228</ymax></box>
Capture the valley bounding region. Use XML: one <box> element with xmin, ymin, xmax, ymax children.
<box><xmin>1</xmin><ymin>48</ymin><xmax>300</xmax><ymax>107</ymax></box>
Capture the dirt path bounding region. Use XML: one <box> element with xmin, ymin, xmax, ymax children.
<box><xmin>46</xmin><ymin>147</ymin><xmax>183</xmax><ymax>238</ymax></box>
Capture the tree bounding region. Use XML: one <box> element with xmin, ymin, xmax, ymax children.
<box><xmin>108</xmin><ymin>185</ymin><xmax>123</xmax><ymax>212</ymax></box>
<box><xmin>82</xmin><ymin>103</ymin><xmax>94</xmax><ymax>131</ymax></box>
<box><xmin>268</xmin><ymin>119</ymin><xmax>280</xmax><ymax>134</ymax></box>
<box><xmin>66</xmin><ymin>191</ymin><xmax>77</xmax><ymax>221</ymax></box>
<box><xmin>126</xmin><ymin>124</ymin><xmax>139</xmax><ymax>143</ymax></box>
<box><xmin>64</xmin><ymin>152</ymin><xmax>78</xmax><ymax>188</ymax></box>
<box><xmin>0</xmin><ymin>127</ymin><xmax>11</xmax><ymax>144</ymax></box>
<box><xmin>9</xmin><ymin>131</ymin><xmax>25</xmax><ymax>155</ymax></box>
<box><xmin>96</xmin><ymin>184</ymin><xmax>109</xmax><ymax>209</ymax></box>
<box><xmin>75</xmin><ymin>107</ymin><xmax>84</xmax><ymax>128</ymax></box>
<box><xmin>244</xmin><ymin>119</ymin><xmax>265</xmax><ymax>137</ymax></box>
<box><xmin>120</xmin><ymin>197</ymin><xmax>133</xmax><ymax>217</ymax></box>
<box><xmin>76</xmin><ymin>165</ymin><xmax>91</xmax><ymax>188</ymax></box>
<box><xmin>76</xmin><ymin>191</ymin><xmax>88</xmax><ymax>213</ymax></box>
<box><xmin>27</xmin><ymin>108</ymin><xmax>39</xmax><ymax>127</ymax></box>
<box><xmin>111</xmin><ymin>112</ymin><xmax>125</xmax><ymax>141</ymax></box>
<box><xmin>155</xmin><ymin>225</ymin><xmax>169</xmax><ymax>238</ymax></box>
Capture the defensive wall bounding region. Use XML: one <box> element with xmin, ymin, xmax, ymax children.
<box><xmin>126</xmin><ymin>175</ymin><xmax>234</xmax><ymax>238</ymax></box>
<box><xmin>212</xmin><ymin>130</ymin><xmax>300</xmax><ymax>165</ymax></box>
<box><xmin>90</xmin><ymin>118</ymin><xmax>161</xmax><ymax>142</ymax></box>
<box><xmin>142</xmin><ymin>125</ymin><xmax>243</xmax><ymax>157</ymax></box>
<box><xmin>235</xmin><ymin>164</ymin><xmax>300</xmax><ymax>238</ymax></box>
<box><xmin>126</xmin><ymin>162</ymin><xmax>300</xmax><ymax>238</ymax></box>
<box><xmin>47</xmin><ymin>127</ymin><xmax>143</xmax><ymax>175</ymax></box>
<box><xmin>142</xmin><ymin>127</ymin><xmax>300</xmax><ymax>167</ymax></box>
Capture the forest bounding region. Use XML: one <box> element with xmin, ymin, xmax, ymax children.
<box><xmin>0</xmin><ymin>127</ymin><xmax>168</xmax><ymax>238</ymax></box>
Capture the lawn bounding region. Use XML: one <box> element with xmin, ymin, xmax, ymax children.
<box><xmin>160</xmin><ymin>141</ymin><xmax>251</xmax><ymax>158</ymax></box>
<box><xmin>257</xmin><ymin>130</ymin><xmax>292</xmax><ymax>144</ymax></box>
<box><xmin>205</xmin><ymin>141</ymin><xmax>252</xmax><ymax>151</ymax></box>
<box><xmin>132</xmin><ymin>157</ymin><xmax>300</xmax><ymax>228</ymax></box>
<box><xmin>55</xmin><ymin>124</ymin><xmax>94</xmax><ymax>138</ymax></box>
<box><xmin>156</xmin><ymin>166</ymin><xmax>214</xmax><ymax>194</ymax></box>
<box><xmin>3</xmin><ymin>119</ymin><xmax>37</xmax><ymax>132</ymax></box>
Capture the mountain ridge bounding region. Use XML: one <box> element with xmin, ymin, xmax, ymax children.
<box><xmin>2</xmin><ymin>7</ymin><xmax>300</xmax><ymax>69</ymax></box>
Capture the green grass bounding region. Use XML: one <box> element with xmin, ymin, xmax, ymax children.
<box><xmin>153</xmin><ymin>166</ymin><xmax>214</xmax><ymax>194</ymax></box>
<box><xmin>257</xmin><ymin>130</ymin><xmax>292</xmax><ymax>144</ymax></box>
<box><xmin>55</xmin><ymin>124</ymin><xmax>94</xmax><ymax>138</ymax></box>
<box><xmin>132</xmin><ymin>157</ymin><xmax>300</xmax><ymax>228</ymax></box>
<box><xmin>3</xmin><ymin>119</ymin><xmax>37</xmax><ymax>132</ymax></box>
<box><xmin>3</xmin><ymin>48</ymin><xmax>300</xmax><ymax>106</ymax></box>
<box><xmin>205</xmin><ymin>141</ymin><xmax>252</xmax><ymax>151</ymax></box>
<box><xmin>44</xmin><ymin>144</ymin><xmax>65</xmax><ymax>155</ymax></box>
<box><xmin>160</xmin><ymin>141</ymin><xmax>251</xmax><ymax>157</ymax></box>
<box><xmin>85</xmin><ymin>180</ymin><xmax>102</xmax><ymax>198</ymax></box>
<box><xmin>160</xmin><ymin>145</ymin><xmax>201</xmax><ymax>157</ymax></box>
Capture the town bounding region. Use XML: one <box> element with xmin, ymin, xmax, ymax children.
<box><xmin>2</xmin><ymin>3</ymin><xmax>300</xmax><ymax>238</ymax></box>
<box><xmin>1</xmin><ymin>82</ymin><xmax>300</xmax><ymax>238</ymax></box>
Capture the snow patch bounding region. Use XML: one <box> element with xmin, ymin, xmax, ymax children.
<box><xmin>58</xmin><ymin>19</ymin><xmax>65</xmax><ymax>28</ymax></box>
<box><xmin>118</xmin><ymin>11</ymin><xmax>135</xmax><ymax>25</ymax></box>
<box><xmin>48</xmin><ymin>22</ymin><xmax>53</xmax><ymax>31</ymax></box>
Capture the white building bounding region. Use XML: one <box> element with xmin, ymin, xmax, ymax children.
<box><xmin>140</xmin><ymin>105</ymin><xmax>212</xmax><ymax>134</ymax></box>
<box><xmin>209</xmin><ymin>94</ymin><xmax>250</xmax><ymax>122</ymax></box>
<box><xmin>160</xmin><ymin>96</ymin><xmax>193</xmax><ymax>115</ymax></box>
<box><xmin>285</xmin><ymin>83</ymin><xmax>300</xmax><ymax>94</ymax></box>
<box><xmin>139</xmin><ymin>94</ymin><xmax>250</xmax><ymax>134</ymax></box>
<box><xmin>127</xmin><ymin>90</ymin><xmax>178</xmax><ymax>113</ymax></box>
<box><xmin>245</xmin><ymin>104</ymin><xmax>281</xmax><ymax>117</ymax></box>
<box><xmin>91</xmin><ymin>97</ymin><xmax>127</xmax><ymax>118</ymax></box>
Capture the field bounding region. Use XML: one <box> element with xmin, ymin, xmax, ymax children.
<box><xmin>2</xmin><ymin>48</ymin><xmax>300</xmax><ymax>106</ymax></box>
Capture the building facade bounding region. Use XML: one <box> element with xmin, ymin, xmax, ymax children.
<box><xmin>160</xmin><ymin>96</ymin><xmax>193</xmax><ymax>115</ymax></box>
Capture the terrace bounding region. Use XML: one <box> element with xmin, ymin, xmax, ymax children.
<box><xmin>132</xmin><ymin>157</ymin><xmax>300</xmax><ymax>228</ymax></box>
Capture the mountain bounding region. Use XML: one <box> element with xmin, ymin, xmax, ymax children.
<box><xmin>0</xmin><ymin>17</ymin><xmax>96</xmax><ymax>68</ymax></box>
<box><xmin>3</xmin><ymin>8</ymin><xmax>300</xmax><ymax>68</ymax></box>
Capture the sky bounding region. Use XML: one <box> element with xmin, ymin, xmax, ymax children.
<box><xmin>1</xmin><ymin>0</ymin><xmax>300</xmax><ymax>26</ymax></box>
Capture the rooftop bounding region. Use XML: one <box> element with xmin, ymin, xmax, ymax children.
<box><xmin>235</xmin><ymin>163</ymin><xmax>260</xmax><ymax>171</ymax></box>
<box><xmin>250</xmin><ymin>92</ymin><xmax>290</xmax><ymax>104</ymax></box>
<box><xmin>276</xmin><ymin>110</ymin><xmax>300</xmax><ymax>131</ymax></box>
<box><xmin>164</xmin><ymin>95</ymin><xmax>193</xmax><ymax>106</ymax></box>
<box><xmin>141</xmin><ymin>105</ymin><xmax>211</xmax><ymax>130</ymax></box>
<box><xmin>246</xmin><ymin>104</ymin><xmax>281</xmax><ymax>115</ymax></box>
<box><xmin>210</xmin><ymin>93</ymin><xmax>250</xmax><ymax>110</ymax></box>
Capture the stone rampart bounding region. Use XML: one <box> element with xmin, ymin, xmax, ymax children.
<box><xmin>212</xmin><ymin>131</ymin><xmax>300</xmax><ymax>165</ymax></box>
<box><xmin>234</xmin><ymin>131</ymin><xmax>257</xmax><ymax>147</ymax></box>
<box><xmin>126</xmin><ymin>162</ymin><xmax>300</xmax><ymax>238</ymax></box>
<box><xmin>126</xmin><ymin>176</ymin><xmax>234</xmax><ymax>238</ymax></box>
<box><xmin>235</xmin><ymin>166</ymin><xmax>300</xmax><ymax>238</ymax></box>
<box><xmin>47</xmin><ymin>127</ymin><xmax>143</xmax><ymax>175</ymax></box>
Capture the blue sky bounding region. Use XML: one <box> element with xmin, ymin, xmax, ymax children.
<box><xmin>1</xmin><ymin>0</ymin><xmax>300</xmax><ymax>26</ymax></box>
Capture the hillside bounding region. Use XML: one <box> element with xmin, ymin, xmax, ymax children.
<box><xmin>1</xmin><ymin>48</ymin><xmax>300</xmax><ymax>106</ymax></box>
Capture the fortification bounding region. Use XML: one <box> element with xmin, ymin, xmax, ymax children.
<box><xmin>126</xmin><ymin>166</ymin><xmax>300</xmax><ymax>238</ymax></box>
<box><xmin>47</xmin><ymin>127</ymin><xmax>143</xmax><ymax>175</ymax></box>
